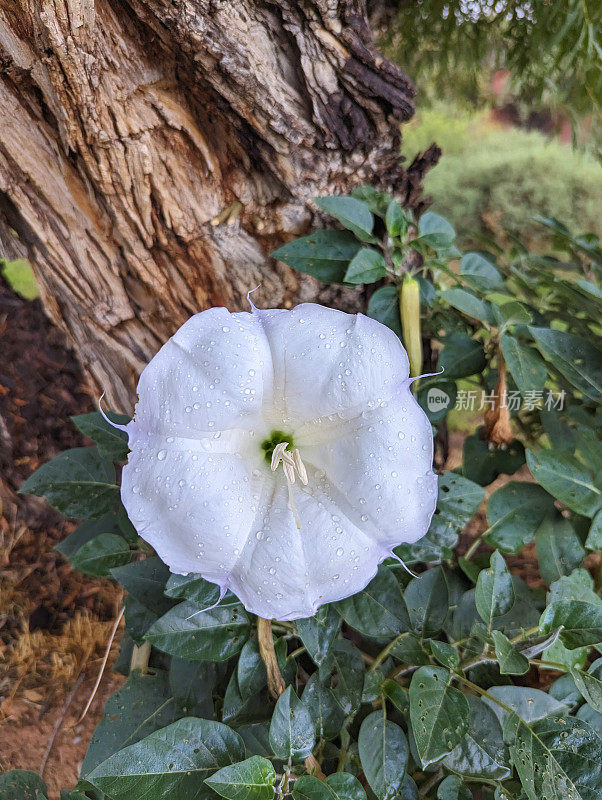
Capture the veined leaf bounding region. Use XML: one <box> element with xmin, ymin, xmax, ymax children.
<box><xmin>358</xmin><ymin>710</ymin><xmax>409</xmax><ymax>800</ymax></box>
<box><xmin>335</xmin><ymin>566</ymin><xmax>409</xmax><ymax>637</ymax></box>
<box><xmin>271</xmin><ymin>230</ymin><xmax>361</xmax><ymax>283</ymax></box>
<box><xmin>71</xmin><ymin>411</ymin><xmax>130</xmax><ymax>461</ymax></box>
<box><xmin>268</xmin><ymin>686</ymin><xmax>315</xmax><ymax>761</ymax></box>
<box><xmin>205</xmin><ymin>756</ymin><xmax>276</xmax><ymax>800</ymax></box>
<box><xmin>526</xmin><ymin>449</ymin><xmax>601</xmax><ymax>517</ymax></box>
<box><xmin>475</xmin><ymin>551</ymin><xmax>515</xmax><ymax>628</ymax></box>
<box><xmin>314</xmin><ymin>196</ymin><xmax>375</xmax><ymax>241</ymax></box>
<box><xmin>529</xmin><ymin>326</ymin><xmax>602</xmax><ymax>403</ymax></box>
<box><xmin>540</xmin><ymin>600</ymin><xmax>602</xmax><ymax>649</ymax></box>
<box><xmin>500</xmin><ymin>335</ymin><xmax>547</xmax><ymax>397</ymax></box>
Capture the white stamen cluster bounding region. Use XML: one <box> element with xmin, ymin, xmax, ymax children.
<box><xmin>270</xmin><ymin>442</ymin><xmax>308</xmax><ymax>485</ymax></box>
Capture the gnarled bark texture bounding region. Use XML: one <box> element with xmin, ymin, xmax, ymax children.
<box><xmin>0</xmin><ymin>0</ymin><xmax>438</xmax><ymax>409</ymax></box>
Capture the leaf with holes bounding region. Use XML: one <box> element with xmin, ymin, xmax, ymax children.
<box><xmin>409</xmin><ymin>667</ymin><xmax>470</xmax><ymax>768</ymax></box>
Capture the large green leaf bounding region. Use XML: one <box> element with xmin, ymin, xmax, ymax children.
<box><xmin>460</xmin><ymin>252</ymin><xmax>504</xmax><ymax>291</ymax></box>
<box><xmin>358</xmin><ymin>710</ymin><xmax>409</xmax><ymax>800</ymax></box>
<box><xmin>526</xmin><ymin>449</ymin><xmax>601</xmax><ymax>517</ymax></box>
<box><xmin>505</xmin><ymin>714</ymin><xmax>602</xmax><ymax>800</ymax></box>
<box><xmin>271</xmin><ymin>229</ymin><xmax>362</xmax><ymax>283</ymax></box>
<box><xmin>314</xmin><ymin>196</ymin><xmax>375</xmax><ymax>241</ymax></box>
<box><xmin>87</xmin><ymin>717</ymin><xmax>245</xmax><ymax>800</ymax></box>
<box><xmin>475</xmin><ymin>551</ymin><xmax>515</xmax><ymax>628</ymax></box>
<box><xmin>443</xmin><ymin>696</ymin><xmax>511</xmax><ymax>780</ymax></box>
<box><xmin>55</xmin><ymin>514</ymin><xmax>123</xmax><ymax>559</ymax></box>
<box><xmin>409</xmin><ymin>666</ymin><xmax>470</xmax><ymax>767</ymax></box>
<box><xmin>268</xmin><ymin>686</ymin><xmax>315</xmax><ymax>761</ymax></box>
<box><xmin>418</xmin><ymin>211</ymin><xmax>456</xmax><ymax>249</ymax></box>
<box><xmin>367</xmin><ymin>285</ymin><xmax>402</xmax><ymax>339</ymax></box>
<box><xmin>70</xmin><ymin>533</ymin><xmax>131</xmax><ymax>577</ymax></box>
<box><xmin>344</xmin><ymin>248</ymin><xmax>387</xmax><ymax>284</ymax></box>
<box><xmin>0</xmin><ymin>771</ymin><xmax>48</xmax><ymax>800</ymax></box>
<box><xmin>437</xmin><ymin>776</ymin><xmax>472</xmax><ymax>800</ymax></box>
<box><xmin>293</xmin><ymin>773</ymin><xmax>367</xmax><ymax>800</ymax></box>
<box><xmin>438</xmin><ymin>333</ymin><xmax>486</xmax><ymax>379</ymax></box>
<box><xmin>81</xmin><ymin>670</ymin><xmax>179</xmax><ymax>776</ymax></box>
<box><xmin>164</xmin><ymin>572</ymin><xmax>222</xmax><ymax>607</ymax></box>
<box><xmin>71</xmin><ymin>411</ymin><xmax>130</xmax><ymax>461</ymax></box>
<box><xmin>534</xmin><ymin>516</ymin><xmax>586</xmax><ymax>585</ymax></box>
<box><xmin>529</xmin><ymin>326</ymin><xmax>602</xmax><ymax>403</ymax></box>
<box><xmin>19</xmin><ymin>447</ymin><xmax>118</xmax><ymax>519</ymax></box>
<box><xmin>335</xmin><ymin>566</ymin><xmax>409</xmax><ymax>637</ymax></box>
<box><xmin>500</xmin><ymin>335</ymin><xmax>547</xmax><ymax>397</ymax></box>
<box><xmin>145</xmin><ymin>600</ymin><xmax>249</xmax><ymax>661</ymax></box>
<box><xmin>328</xmin><ymin>640</ymin><xmax>364</xmax><ymax>716</ymax></box>
<box><xmin>540</xmin><ymin>600</ymin><xmax>602</xmax><ymax>649</ymax></box>
<box><xmin>205</xmin><ymin>756</ymin><xmax>276</xmax><ymax>800</ymax></box>
<box><xmin>296</xmin><ymin>605</ymin><xmax>340</xmax><ymax>671</ymax></box>
<box><xmin>111</xmin><ymin>557</ymin><xmax>173</xmax><ymax>619</ymax></box>
<box><xmin>441</xmin><ymin>288</ymin><xmax>493</xmax><ymax>323</ymax></box>
<box><xmin>482</xmin><ymin>686</ymin><xmax>569</xmax><ymax>726</ymax></box>
<box><xmin>404</xmin><ymin>567</ymin><xmax>449</xmax><ymax>639</ymax></box>
<box><xmin>301</xmin><ymin>673</ymin><xmax>346</xmax><ymax>740</ymax></box>
<box><xmin>484</xmin><ymin>481</ymin><xmax>556</xmax><ymax>553</ymax></box>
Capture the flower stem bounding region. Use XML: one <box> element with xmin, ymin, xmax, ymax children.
<box><xmin>399</xmin><ymin>275</ymin><xmax>422</xmax><ymax>381</ymax></box>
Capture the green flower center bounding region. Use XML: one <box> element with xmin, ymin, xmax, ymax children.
<box><xmin>261</xmin><ymin>430</ymin><xmax>295</xmax><ymax>463</ymax></box>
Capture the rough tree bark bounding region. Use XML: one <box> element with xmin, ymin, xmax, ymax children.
<box><xmin>0</xmin><ymin>0</ymin><xmax>438</xmax><ymax>410</ymax></box>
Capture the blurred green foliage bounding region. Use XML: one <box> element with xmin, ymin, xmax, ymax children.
<box><xmin>1</xmin><ymin>259</ymin><xmax>39</xmax><ymax>300</ymax></box>
<box><xmin>404</xmin><ymin>114</ymin><xmax>602</xmax><ymax>250</ymax></box>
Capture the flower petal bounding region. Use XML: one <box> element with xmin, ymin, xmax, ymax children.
<box><xmin>121</xmin><ymin>430</ymin><xmax>265</xmax><ymax>582</ymax></box>
<box><xmin>256</xmin><ymin>304</ymin><xmax>410</xmax><ymax>428</ymax></box>
<box><xmin>130</xmin><ymin>308</ymin><xmax>271</xmax><ymax>437</ymax></box>
<box><xmin>297</xmin><ymin>382</ymin><xmax>437</xmax><ymax>547</ymax></box>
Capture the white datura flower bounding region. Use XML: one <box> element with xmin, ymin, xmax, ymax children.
<box><xmin>119</xmin><ymin>302</ymin><xmax>437</xmax><ymax>621</ymax></box>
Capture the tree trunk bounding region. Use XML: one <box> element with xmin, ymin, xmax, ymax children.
<box><xmin>0</xmin><ymin>0</ymin><xmax>438</xmax><ymax>410</ymax></box>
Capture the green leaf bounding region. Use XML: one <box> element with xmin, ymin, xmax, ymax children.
<box><xmin>438</xmin><ymin>333</ymin><xmax>486</xmax><ymax>379</ymax></box>
<box><xmin>164</xmin><ymin>572</ymin><xmax>222</xmax><ymax>607</ymax></box>
<box><xmin>19</xmin><ymin>447</ymin><xmax>118</xmax><ymax>519</ymax></box>
<box><xmin>145</xmin><ymin>600</ymin><xmax>249</xmax><ymax>661</ymax></box>
<box><xmin>492</xmin><ymin>301</ymin><xmax>533</xmax><ymax>326</ymax></box>
<box><xmin>475</xmin><ymin>551</ymin><xmax>515</xmax><ymax>628</ymax></box>
<box><xmin>576</xmin><ymin>703</ymin><xmax>602</xmax><ymax>737</ymax></box>
<box><xmin>381</xmin><ymin>680</ymin><xmax>409</xmax><ymax>714</ymax></box>
<box><xmin>529</xmin><ymin>326</ymin><xmax>602</xmax><ymax>403</ymax></box>
<box><xmin>409</xmin><ymin>666</ymin><xmax>470</xmax><ymax>768</ymax></box>
<box><xmin>500</xmin><ymin>335</ymin><xmax>547</xmax><ymax>397</ymax></box>
<box><xmin>314</xmin><ymin>196</ymin><xmax>375</xmax><ymax>241</ymax></box>
<box><xmin>205</xmin><ymin>756</ymin><xmax>276</xmax><ymax>800</ymax></box>
<box><xmin>335</xmin><ymin>566</ymin><xmax>409</xmax><ymax>637</ymax></box>
<box><xmin>111</xmin><ymin>557</ymin><xmax>173</xmax><ymax>618</ymax></box>
<box><xmin>385</xmin><ymin>199</ymin><xmax>407</xmax><ymax>238</ymax></box>
<box><xmin>343</xmin><ymin>248</ymin><xmax>387</xmax><ymax>284</ymax></box>
<box><xmin>460</xmin><ymin>252</ymin><xmax>504</xmax><ymax>291</ymax></box>
<box><xmin>271</xmin><ymin>230</ymin><xmax>361</xmax><ymax>283</ymax></box>
<box><xmin>71</xmin><ymin>411</ymin><xmax>130</xmax><ymax>461</ymax></box>
<box><xmin>492</xmin><ymin>630</ymin><xmax>529</xmax><ymax>675</ymax></box>
<box><xmin>236</xmin><ymin>637</ymin><xmax>268</xmax><ymax>697</ymax></box>
<box><xmin>404</xmin><ymin>567</ymin><xmax>449</xmax><ymax>638</ymax></box>
<box><xmin>55</xmin><ymin>514</ymin><xmax>122</xmax><ymax>559</ymax></box>
<box><xmin>571</xmin><ymin>664</ymin><xmax>602</xmax><ymax>713</ymax></box>
<box><xmin>586</xmin><ymin>509</ymin><xmax>602</xmax><ymax>550</ymax></box>
<box><xmin>437</xmin><ymin>775</ymin><xmax>472</xmax><ymax>800</ymax></box>
<box><xmin>441</xmin><ymin>288</ymin><xmax>493</xmax><ymax>323</ymax></box>
<box><xmin>534</xmin><ymin>516</ymin><xmax>586</xmax><ymax>585</ymax></box>
<box><xmin>504</xmin><ymin>714</ymin><xmax>602</xmax><ymax>800</ymax></box>
<box><xmin>169</xmin><ymin>659</ymin><xmax>219</xmax><ymax>718</ymax></box>
<box><xmin>301</xmin><ymin>672</ymin><xmax>346</xmax><ymax>740</ymax></box>
<box><xmin>430</xmin><ymin>640</ymin><xmax>460</xmax><ymax>669</ymax></box>
<box><xmin>0</xmin><ymin>771</ymin><xmax>48</xmax><ymax>800</ymax></box>
<box><xmin>482</xmin><ymin>687</ymin><xmax>569</xmax><ymax>725</ymax></box>
<box><xmin>367</xmin><ymin>285</ymin><xmax>402</xmax><ymax>339</ymax></box>
<box><xmin>526</xmin><ymin>449</ymin><xmax>601</xmax><ymax>517</ymax></box>
<box><xmin>329</xmin><ymin>640</ymin><xmax>364</xmax><ymax>716</ymax></box>
<box><xmin>268</xmin><ymin>686</ymin><xmax>315</xmax><ymax>761</ymax></box>
<box><xmin>418</xmin><ymin>211</ymin><xmax>456</xmax><ymax>248</ymax></box>
<box><xmin>462</xmin><ymin>434</ymin><xmax>525</xmax><ymax>486</ymax></box>
<box><xmin>293</xmin><ymin>774</ymin><xmax>367</xmax><ymax>800</ymax></box>
<box><xmin>70</xmin><ymin>533</ymin><xmax>131</xmax><ymax>577</ymax></box>
<box><xmin>296</xmin><ymin>605</ymin><xmax>340</xmax><ymax>670</ymax></box>
<box><xmin>81</xmin><ymin>670</ymin><xmax>179</xmax><ymax>776</ymax></box>
<box><xmin>87</xmin><ymin>717</ymin><xmax>245</xmax><ymax>800</ymax></box>
<box><xmin>540</xmin><ymin>600</ymin><xmax>602</xmax><ymax>649</ymax></box>
<box><xmin>443</xmin><ymin>696</ymin><xmax>510</xmax><ymax>780</ymax></box>
<box><xmin>358</xmin><ymin>710</ymin><xmax>409</xmax><ymax>800</ymax></box>
<box><xmin>484</xmin><ymin>482</ymin><xmax>556</xmax><ymax>553</ymax></box>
